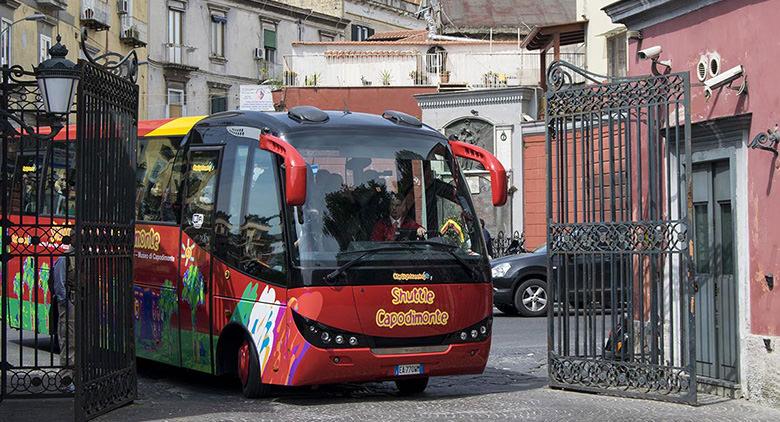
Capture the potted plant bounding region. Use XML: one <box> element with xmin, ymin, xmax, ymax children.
<box><xmin>409</xmin><ymin>70</ymin><xmax>428</xmax><ymax>85</ymax></box>
<box><xmin>380</xmin><ymin>69</ymin><xmax>392</xmax><ymax>86</ymax></box>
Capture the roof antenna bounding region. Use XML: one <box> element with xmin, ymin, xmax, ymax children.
<box><xmin>342</xmin><ymin>99</ymin><xmax>351</xmax><ymax>115</ymax></box>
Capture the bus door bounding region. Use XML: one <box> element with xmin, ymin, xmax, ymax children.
<box><xmin>179</xmin><ymin>146</ymin><xmax>222</xmax><ymax>373</ymax></box>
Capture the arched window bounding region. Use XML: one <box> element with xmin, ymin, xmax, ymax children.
<box><xmin>444</xmin><ymin>118</ymin><xmax>494</xmax><ymax>171</ymax></box>
<box><xmin>426</xmin><ymin>46</ymin><xmax>447</xmax><ymax>74</ymax></box>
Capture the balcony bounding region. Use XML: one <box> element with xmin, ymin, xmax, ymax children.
<box><xmin>160</xmin><ymin>43</ymin><xmax>198</xmax><ymax>72</ymax></box>
<box><xmin>120</xmin><ymin>15</ymin><xmax>147</xmax><ymax>48</ymax></box>
<box><xmin>81</xmin><ymin>0</ymin><xmax>111</xmax><ymax>31</ymax></box>
<box><xmin>258</xmin><ymin>60</ymin><xmax>283</xmax><ymax>82</ymax></box>
<box><xmin>36</xmin><ymin>0</ymin><xmax>67</xmax><ymax>10</ymax></box>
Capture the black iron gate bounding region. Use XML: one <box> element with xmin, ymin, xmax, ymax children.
<box><xmin>545</xmin><ymin>61</ymin><xmax>695</xmax><ymax>403</ymax></box>
<box><xmin>73</xmin><ymin>60</ymin><xmax>138</xmax><ymax>420</ymax></box>
<box><xmin>1</xmin><ymin>33</ymin><xmax>138</xmax><ymax>420</ymax></box>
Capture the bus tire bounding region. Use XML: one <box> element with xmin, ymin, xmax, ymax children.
<box><xmin>395</xmin><ymin>377</ymin><xmax>429</xmax><ymax>396</ymax></box>
<box><xmin>237</xmin><ymin>338</ymin><xmax>270</xmax><ymax>398</ymax></box>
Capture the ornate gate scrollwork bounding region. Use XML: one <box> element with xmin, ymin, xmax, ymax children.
<box><xmin>545</xmin><ymin>61</ymin><xmax>695</xmax><ymax>404</ymax></box>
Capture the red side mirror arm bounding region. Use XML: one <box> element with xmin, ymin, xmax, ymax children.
<box><xmin>259</xmin><ymin>133</ymin><xmax>307</xmax><ymax>206</ymax></box>
<box><xmin>448</xmin><ymin>140</ymin><xmax>507</xmax><ymax>206</ymax></box>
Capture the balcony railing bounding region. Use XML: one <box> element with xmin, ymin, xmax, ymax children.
<box><xmin>120</xmin><ymin>15</ymin><xmax>148</xmax><ymax>48</ymax></box>
<box><xmin>81</xmin><ymin>0</ymin><xmax>111</xmax><ymax>30</ymax></box>
<box><xmin>161</xmin><ymin>43</ymin><xmax>198</xmax><ymax>70</ymax></box>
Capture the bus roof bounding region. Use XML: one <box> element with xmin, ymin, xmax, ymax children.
<box><xmin>192</xmin><ymin>110</ymin><xmax>441</xmax><ymax>139</ymax></box>
<box><xmin>46</xmin><ymin>115</ymin><xmax>207</xmax><ymax>141</ymax></box>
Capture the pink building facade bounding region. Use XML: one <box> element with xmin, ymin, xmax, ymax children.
<box><xmin>606</xmin><ymin>0</ymin><xmax>780</xmax><ymax>406</ymax></box>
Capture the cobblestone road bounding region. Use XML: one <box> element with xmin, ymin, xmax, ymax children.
<box><xmin>3</xmin><ymin>314</ymin><xmax>780</xmax><ymax>421</ymax></box>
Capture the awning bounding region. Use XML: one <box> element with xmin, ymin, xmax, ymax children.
<box><xmin>522</xmin><ymin>21</ymin><xmax>587</xmax><ymax>51</ymax></box>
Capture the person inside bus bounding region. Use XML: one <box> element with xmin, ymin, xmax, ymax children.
<box><xmin>52</xmin><ymin>246</ymin><xmax>76</xmax><ymax>393</ymax></box>
<box><xmin>370</xmin><ymin>196</ymin><xmax>425</xmax><ymax>241</ymax></box>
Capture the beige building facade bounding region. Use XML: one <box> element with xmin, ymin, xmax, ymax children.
<box><xmin>0</xmin><ymin>0</ymin><xmax>149</xmax><ymax>118</ymax></box>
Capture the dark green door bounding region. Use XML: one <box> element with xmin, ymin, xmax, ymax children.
<box><xmin>693</xmin><ymin>160</ymin><xmax>738</xmax><ymax>383</ymax></box>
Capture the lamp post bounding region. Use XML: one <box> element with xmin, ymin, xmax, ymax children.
<box><xmin>35</xmin><ymin>34</ymin><xmax>80</xmax><ymax>116</ymax></box>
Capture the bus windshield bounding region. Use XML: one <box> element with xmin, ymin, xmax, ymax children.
<box><xmin>286</xmin><ymin>132</ymin><xmax>484</xmax><ymax>269</ymax></box>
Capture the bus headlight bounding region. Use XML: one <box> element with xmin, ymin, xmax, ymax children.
<box><xmin>491</xmin><ymin>263</ymin><xmax>511</xmax><ymax>278</ymax></box>
<box><xmin>447</xmin><ymin>317</ymin><xmax>492</xmax><ymax>344</ymax></box>
<box><xmin>293</xmin><ymin>311</ymin><xmax>364</xmax><ymax>349</ymax></box>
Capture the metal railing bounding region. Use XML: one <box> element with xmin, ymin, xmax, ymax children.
<box><xmin>120</xmin><ymin>15</ymin><xmax>148</xmax><ymax>46</ymax></box>
<box><xmin>162</xmin><ymin>43</ymin><xmax>196</xmax><ymax>67</ymax></box>
<box><xmin>492</xmin><ymin>231</ymin><xmax>527</xmax><ymax>257</ymax></box>
<box><xmin>80</xmin><ymin>0</ymin><xmax>111</xmax><ymax>28</ymax></box>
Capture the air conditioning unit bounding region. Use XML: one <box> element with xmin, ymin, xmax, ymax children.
<box><xmin>117</xmin><ymin>0</ymin><xmax>129</xmax><ymax>14</ymax></box>
<box><xmin>253</xmin><ymin>48</ymin><xmax>264</xmax><ymax>60</ymax></box>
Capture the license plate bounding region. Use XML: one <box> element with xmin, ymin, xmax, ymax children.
<box><xmin>394</xmin><ymin>364</ymin><xmax>423</xmax><ymax>376</ymax></box>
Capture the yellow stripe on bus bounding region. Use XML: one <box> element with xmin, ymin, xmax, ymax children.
<box><xmin>146</xmin><ymin>116</ymin><xmax>207</xmax><ymax>137</ymax></box>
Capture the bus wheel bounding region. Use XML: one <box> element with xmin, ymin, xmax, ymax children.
<box><xmin>395</xmin><ymin>377</ymin><xmax>429</xmax><ymax>396</ymax></box>
<box><xmin>237</xmin><ymin>339</ymin><xmax>270</xmax><ymax>398</ymax></box>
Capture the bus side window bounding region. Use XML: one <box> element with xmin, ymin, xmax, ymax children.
<box><xmin>136</xmin><ymin>137</ymin><xmax>184</xmax><ymax>223</ymax></box>
<box><xmin>239</xmin><ymin>149</ymin><xmax>286</xmax><ymax>285</ymax></box>
<box><xmin>40</xmin><ymin>143</ymin><xmax>76</xmax><ymax>218</ymax></box>
<box><xmin>213</xmin><ymin>144</ymin><xmax>250</xmax><ymax>267</ymax></box>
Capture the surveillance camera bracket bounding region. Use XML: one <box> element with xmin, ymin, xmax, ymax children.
<box><xmin>650</xmin><ymin>58</ymin><xmax>671</xmax><ymax>76</ymax></box>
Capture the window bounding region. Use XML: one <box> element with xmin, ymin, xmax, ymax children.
<box><xmin>1</xmin><ymin>19</ymin><xmax>11</xmax><ymax>66</ymax></box>
<box><xmin>213</xmin><ymin>144</ymin><xmax>249</xmax><ymax>264</ymax></box>
<box><xmin>167</xmin><ymin>8</ymin><xmax>183</xmax><ymax>63</ymax></box>
<box><xmin>136</xmin><ymin>137</ymin><xmax>185</xmax><ymax>223</ymax></box>
<box><xmin>167</xmin><ymin>88</ymin><xmax>185</xmax><ymax>118</ymax></box>
<box><xmin>319</xmin><ymin>31</ymin><xmax>335</xmax><ymax>42</ymax></box>
<box><xmin>607</xmin><ymin>32</ymin><xmax>627</xmax><ymax>77</ymax></box>
<box><xmin>183</xmin><ymin>149</ymin><xmax>220</xmax><ymax>248</ymax></box>
<box><xmin>240</xmin><ymin>149</ymin><xmax>285</xmax><ymax>282</ymax></box>
<box><xmin>210</xmin><ymin>14</ymin><xmax>226</xmax><ymax>58</ymax></box>
<box><xmin>351</xmin><ymin>24</ymin><xmax>374</xmax><ymax>41</ymax></box>
<box><xmin>209</xmin><ymin>89</ymin><xmax>227</xmax><ymax>113</ymax></box>
<box><xmin>425</xmin><ymin>46</ymin><xmax>446</xmax><ymax>74</ymax></box>
<box><xmin>41</xmin><ymin>143</ymin><xmax>76</xmax><ymax>218</ymax></box>
<box><xmin>263</xmin><ymin>27</ymin><xmax>276</xmax><ymax>64</ymax></box>
<box><xmin>39</xmin><ymin>34</ymin><xmax>52</xmax><ymax>64</ymax></box>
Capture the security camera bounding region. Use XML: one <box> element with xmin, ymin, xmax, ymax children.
<box><xmin>638</xmin><ymin>46</ymin><xmax>662</xmax><ymax>60</ymax></box>
<box><xmin>703</xmin><ymin>65</ymin><xmax>745</xmax><ymax>98</ymax></box>
<box><xmin>704</xmin><ymin>65</ymin><xmax>744</xmax><ymax>90</ymax></box>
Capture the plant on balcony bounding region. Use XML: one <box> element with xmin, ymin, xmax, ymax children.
<box><xmin>380</xmin><ymin>69</ymin><xmax>392</xmax><ymax>86</ymax></box>
<box><xmin>305</xmin><ymin>73</ymin><xmax>321</xmax><ymax>87</ymax></box>
<box><xmin>482</xmin><ymin>71</ymin><xmax>499</xmax><ymax>86</ymax></box>
<box><xmin>409</xmin><ymin>70</ymin><xmax>428</xmax><ymax>85</ymax></box>
<box><xmin>361</xmin><ymin>76</ymin><xmax>372</xmax><ymax>86</ymax></box>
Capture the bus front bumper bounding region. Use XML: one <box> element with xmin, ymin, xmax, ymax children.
<box><xmin>284</xmin><ymin>340</ymin><xmax>491</xmax><ymax>386</ymax></box>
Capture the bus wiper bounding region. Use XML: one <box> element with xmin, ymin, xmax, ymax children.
<box><xmin>398</xmin><ymin>241</ymin><xmax>483</xmax><ymax>280</ymax></box>
<box><xmin>324</xmin><ymin>245</ymin><xmax>417</xmax><ymax>283</ymax></box>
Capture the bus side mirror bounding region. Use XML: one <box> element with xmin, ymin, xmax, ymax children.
<box><xmin>448</xmin><ymin>140</ymin><xmax>507</xmax><ymax>206</ymax></box>
<box><xmin>259</xmin><ymin>133</ymin><xmax>307</xmax><ymax>206</ymax></box>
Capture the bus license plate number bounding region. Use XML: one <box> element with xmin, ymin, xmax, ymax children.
<box><xmin>394</xmin><ymin>364</ymin><xmax>423</xmax><ymax>376</ymax></box>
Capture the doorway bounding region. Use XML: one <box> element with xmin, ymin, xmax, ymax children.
<box><xmin>693</xmin><ymin>160</ymin><xmax>739</xmax><ymax>383</ymax></box>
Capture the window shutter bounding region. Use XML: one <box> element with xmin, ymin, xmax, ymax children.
<box><xmin>351</xmin><ymin>25</ymin><xmax>359</xmax><ymax>41</ymax></box>
<box><xmin>263</xmin><ymin>29</ymin><xmax>277</xmax><ymax>49</ymax></box>
<box><xmin>368</xmin><ymin>27</ymin><xmax>375</xmax><ymax>38</ymax></box>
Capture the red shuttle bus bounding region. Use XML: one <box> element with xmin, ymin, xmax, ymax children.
<box><xmin>5</xmin><ymin>107</ymin><xmax>507</xmax><ymax>397</ymax></box>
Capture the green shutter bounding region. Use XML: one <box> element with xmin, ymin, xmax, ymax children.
<box><xmin>263</xmin><ymin>29</ymin><xmax>277</xmax><ymax>49</ymax></box>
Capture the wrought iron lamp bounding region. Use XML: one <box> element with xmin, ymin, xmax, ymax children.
<box><xmin>35</xmin><ymin>34</ymin><xmax>79</xmax><ymax>116</ymax></box>
<box><xmin>749</xmin><ymin>126</ymin><xmax>780</xmax><ymax>156</ymax></box>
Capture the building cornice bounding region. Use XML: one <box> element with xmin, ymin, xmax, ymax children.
<box><xmin>415</xmin><ymin>87</ymin><xmax>534</xmax><ymax>110</ymax></box>
<box><xmin>240</xmin><ymin>0</ymin><xmax>349</xmax><ymax>30</ymax></box>
<box><xmin>603</xmin><ymin>0</ymin><xmax>723</xmax><ymax>31</ymax></box>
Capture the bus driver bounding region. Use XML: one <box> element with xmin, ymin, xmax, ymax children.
<box><xmin>370</xmin><ymin>196</ymin><xmax>425</xmax><ymax>241</ymax></box>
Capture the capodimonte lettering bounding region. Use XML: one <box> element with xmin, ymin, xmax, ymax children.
<box><xmin>377</xmin><ymin>286</ymin><xmax>449</xmax><ymax>328</ymax></box>
<box><xmin>375</xmin><ymin>308</ymin><xmax>449</xmax><ymax>329</ymax></box>
<box><xmin>135</xmin><ymin>227</ymin><xmax>161</xmax><ymax>251</ymax></box>
<box><xmin>392</xmin><ymin>272</ymin><xmax>433</xmax><ymax>282</ymax></box>
<box><xmin>391</xmin><ymin>286</ymin><xmax>435</xmax><ymax>305</ymax></box>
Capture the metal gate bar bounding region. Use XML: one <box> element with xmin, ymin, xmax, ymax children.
<box><xmin>545</xmin><ymin>61</ymin><xmax>695</xmax><ymax>404</ymax></box>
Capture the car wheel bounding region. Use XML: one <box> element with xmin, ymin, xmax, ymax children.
<box><xmin>395</xmin><ymin>376</ymin><xmax>429</xmax><ymax>396</ymax></box>
<box><xmin>237</xmin><ymin>338</ymin><xmax>271</xmax><ymax>398</ymax></box>
<box><xmin>495</xmin><ymin>304</ymin><xmax>518</xmax><ymax>315</ymax></box>
<box><xmin>514</xmin><ymin>279</ymin><xmax>548</xmax><ymax>317</ymax></box>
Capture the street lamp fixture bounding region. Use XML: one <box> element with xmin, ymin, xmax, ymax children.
<box><xmin>35</xmin><ymin>34</ymin><xmax>79</xmax><ymax>116</ymax></box>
